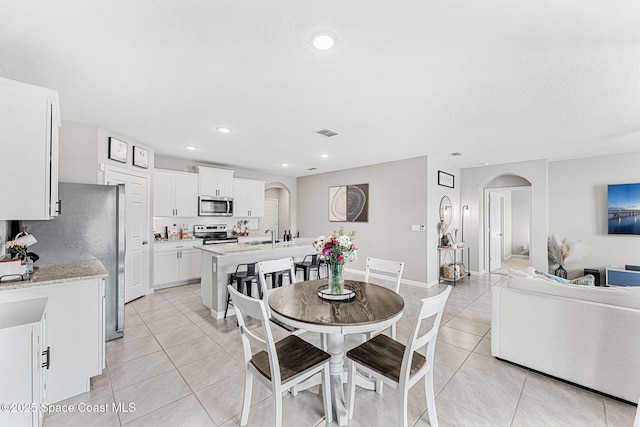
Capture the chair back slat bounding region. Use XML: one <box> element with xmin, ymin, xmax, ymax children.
<box><xmin>399</xmin><ymin>286</ymin><xmax>451</xmax><ymax>383</ymax></box>
<box><xmin>258</xmin><ymin>257</ymin><xmax>296</xmax><ymax>316</ymax></box>
<box><xmin>364</xmin><ymin>257</ymin><xmax>405</xmax><ymax>293</ymax></box>
<box><xmin>228</xmin><ymin>285</ymin><xmax>281</xmax><ymax>383</ymax></box>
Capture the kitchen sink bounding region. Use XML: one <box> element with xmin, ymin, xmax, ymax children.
<box><xmin>245</xmin><ymin>240</ymin><xmax>280</xmax><ymax>246</ymax></box>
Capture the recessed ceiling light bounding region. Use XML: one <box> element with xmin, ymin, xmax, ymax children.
<box><xmin>320</xmin><ymin>154</ymin><xmax>329</xmax><ymax>158</ymax></box>
<box><xmin>313</xmin><ymin>34</ymin><xmax>335</xmax><ymax>50</ymax></box>
<box><xmin>216</xmin><ymin>127</ymin><xmax>232</xmax><ymax>133</ymax></box>
<box><xmin>185</xmin><ymin>146</ymin><xmax>197</xmax><ymax>151</ymax></box>
<box><xmin>281</xmin><ymin>163</ymin><xmax>289</xmax><ymax>167</ymax></box>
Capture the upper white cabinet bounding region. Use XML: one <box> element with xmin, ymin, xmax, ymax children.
<box><xmin>0</xmin><ymin>77</ymin><xmax>61</xmax><ymax>220</ymax></box>
<box><xmin>233</xmin><ymin>178</ymin><xmax>265</xmax><ymax>217</ymax></box>
<box><xmin>196</xmin><ymin>166</ymin><xmax>234</xmax><ymax>197</ymax></box>
<box><xmin>154</xmin><ymin>169</ymin><xmax>198</xmax><ymax>217</ymax></box>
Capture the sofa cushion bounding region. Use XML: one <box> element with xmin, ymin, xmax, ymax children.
<box><xmin>570</xmin><ymin>274</ymin><xmax>595</xmax><ymax>286</ymax></box>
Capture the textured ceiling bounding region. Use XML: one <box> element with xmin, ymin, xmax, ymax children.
<box><xmin>1</xmin><ymin>1</ymin><xmax>639</xmax><ymax>177</ymax></box>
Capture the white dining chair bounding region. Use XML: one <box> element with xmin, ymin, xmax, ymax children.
<box><xmin>228</xmin><ymin>285</ymin><xmax>333</xmax><ymax>427</ymax></box>
<box><xmin>363</xmin><ymin>257</ymin><xmax>405</xmax><ymax>339</ymax></box>
<box><xmin>346</xmin><ymin>286</ymin><xmax>452</xmax><ymax>427</ymax></box>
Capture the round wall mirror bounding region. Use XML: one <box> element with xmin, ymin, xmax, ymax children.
<box><xmin>439</xmin><ymin>196</ymin><xmax>452</xmax><ymax>228</ymax></box>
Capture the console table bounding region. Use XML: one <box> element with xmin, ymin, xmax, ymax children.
<box><xmin>438</xmin><ymin>245</ymin><xmax>470</xmax><ymax>284</ymax></box>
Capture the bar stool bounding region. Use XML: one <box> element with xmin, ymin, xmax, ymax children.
<box><xmin>294</xmin><ymin>254</ymin><xmax>327</xmax><ymax>281</ymax></box>
<box><xmin>224</xmin><ymin>263</ymin><xmax>260</xmax><ymax>318</ymax></box>
<box><xmin>264</xmin><ymin>263</ymin><xmax>294</xmax><ymax>288</ymax></box>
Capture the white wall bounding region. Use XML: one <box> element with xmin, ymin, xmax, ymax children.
<box><xmin>511</xmin><ymin>189</ymin><xmax>530</xmax><ymax>256</ymax></box>
<box><xmin>549</xmin><ymin>152</ymin><xmax>640</xmax><ymax>278</ymax></box>
<box><xmin>0</xmin><ymin>220</ymin><xmax>7</xmax><ymax>256</ymax></box>
<box><xmin>58</xmin><ymin>120</ymin><xmax>155</xmax><ymax>184</ymax></box>
<box><xmin>59</xmin><ymin>121</ymin><xmax>99</xmax><ymax>184</ymax></box>
<box><xmin>427</xmin><ymin>157</ymin><xmax>461</xmax><ymax>284</ymax></box>
<box><xmin>297</xmin><ymin>156</ymin><xmax>458</xmax><ymax>285</ymax></box>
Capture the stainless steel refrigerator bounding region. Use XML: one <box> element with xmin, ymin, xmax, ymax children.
<box><xmin>19</xmin><ymin>182</ymin><xmax>125</xmax><ymax>340</ymax></box>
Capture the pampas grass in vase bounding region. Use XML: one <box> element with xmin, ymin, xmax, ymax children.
<box><xmin>547</xmin><ymin>235</ymin><xmax>588</xmax><ymax>278</ymax></box>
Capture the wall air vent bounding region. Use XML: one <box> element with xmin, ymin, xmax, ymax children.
<box><xmin>317</xmin><ymin>128</ymin><xmax>339</xmax><ymax>137</ymax></box>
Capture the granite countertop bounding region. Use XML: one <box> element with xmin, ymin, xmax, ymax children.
<box><xmin>0</xmin><ymin>259</ymin><xmax>108</xmax><ymax>291</ymax></box>
<box><xmin>154</xmin><ymin>238</ymin><xmax>202</xmax><ymax>244</ymax></box>
<box><xmin>196</xmin><ymin>238</ymin><xmax>315</xmax><ymax>256</ymax></box>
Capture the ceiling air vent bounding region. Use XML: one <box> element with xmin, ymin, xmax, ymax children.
<box><xmin>317</xmin><ymin>128</ymin><xmax>339</xmax><ymax>137</ymax></box>
<box><xmin>308</xmin><ymin>167</ymin><xmax>317</xmax><ymax>171</ymax></box>
<box><xmin>449</xmin><ymin>152</ymin><xmax>463</xmax><ymax>156</ymax></box>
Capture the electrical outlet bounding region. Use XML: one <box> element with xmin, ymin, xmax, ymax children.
<box><xmin>420</xmin><ymin>225</ymin><xmax>426</xmax><ymax>231</ymax></box>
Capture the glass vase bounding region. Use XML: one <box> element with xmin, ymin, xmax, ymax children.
<box><xmin>555</xmin><ymin>265</ymin><xmax>567</xmax><ymax>279</ymax></box>
<box><xmin>328</xmin><ymin>262</ymin><xmax>345</xmax><ymax>295</ymax></box>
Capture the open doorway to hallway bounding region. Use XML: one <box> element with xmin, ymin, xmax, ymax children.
<box><xmin>484</xmin><ymin>177</ymin><xmax>531</xmax><ymax>274</ymax></box>
<box><xmin>264</xmin><ymin>183</ymin><xmax>291</xmax><ymax>239</ymax></box>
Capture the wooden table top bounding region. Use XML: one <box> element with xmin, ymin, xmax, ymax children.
<box><xmin>268</xmin><ymin>279</ymin><xmax>404</xmax><ymax>330</ymax></box>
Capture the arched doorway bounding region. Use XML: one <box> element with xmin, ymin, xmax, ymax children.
<box><xmin>264</xmin><ymin>182</ymin><xmax>291</xmax><ymax>239</ymax></box>
<box><xmin>483</xmin><ymin>174</ymin><xmax>532</xmax><ymax>274</ymax></box>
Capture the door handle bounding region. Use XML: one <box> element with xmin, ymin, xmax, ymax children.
<box><xmin>142</xmin><ymin>241</ymin><xmax>149</xmax><ymax>245</ymax></box>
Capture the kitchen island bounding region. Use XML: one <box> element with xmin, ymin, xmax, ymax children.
<box><xmin>196</xmin><ymin>238</ymin><xmax>318</xmax><ymax>318</ymax></box>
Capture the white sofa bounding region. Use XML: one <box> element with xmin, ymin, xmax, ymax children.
<box><xmin>491</xmin><ymin>268</ymin><xmax>640</xmax><ymax>403</ymax></box>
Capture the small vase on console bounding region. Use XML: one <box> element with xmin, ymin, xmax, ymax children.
<box><xmin>555</xmin><ymin>265</ymin><xmax>567</xmax><ymax>279</ymax></box>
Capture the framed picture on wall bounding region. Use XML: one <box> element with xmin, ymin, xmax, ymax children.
<box><xmin>108</xmin><ymin>137</ymin><xmax>128</xmax><ymax>163</ymax></box>
<box><xmin>438</xmin><ymin>170</ymin><xmax>454</xmax><ymax>188</ymax></box>
<box><xmin>133</xmin><ymin>146</ymin><xmax>149</xmax><ymax>169</ymax></box>
<box><xmin>329</xmin><ymin>183</ymin><xmax>369</xmax><ymax>222</ymax></box>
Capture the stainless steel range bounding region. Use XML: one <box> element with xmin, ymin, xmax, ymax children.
<box><xmin>194</xmin><ymin>224</ymin><xmax>239</xmax><ymax>245</ymax></box>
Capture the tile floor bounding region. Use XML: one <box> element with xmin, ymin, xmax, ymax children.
<box><xmin>43</xmin><ymin>272</ymin><xmax>637</xmax><ymax>426</ymax></box>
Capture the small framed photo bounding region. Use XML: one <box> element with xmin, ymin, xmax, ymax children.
<box><xmin>108</xmin><ymin>137</ymin><xmax>128</xmax><ymax>163</ymax></box>
<box><xmin>133</xmin><ymin>146</ymin><xmax>149</xmax><ymax>169</ymax></box>
<box><xmin>438</xmin><ymin>170</ymin><xmax>454</xmax><ymax>188</ymax></box>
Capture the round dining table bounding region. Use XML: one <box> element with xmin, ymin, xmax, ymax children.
<box><xmin>268</xmin><ymin>279</ymin><xmax>404</xmax><ymax>426</ymax></box>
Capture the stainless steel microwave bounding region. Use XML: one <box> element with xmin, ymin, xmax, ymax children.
<box><xmin>198</xmin><ymin>196</ymin><xmax>233</xmax><ymax>216</ymax></box>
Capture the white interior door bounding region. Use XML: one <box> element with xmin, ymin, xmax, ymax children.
<box><xmin>105</xmin><ymin>167</ymin><xmax>150</xmax><ymax>302</ymax></box>
<box><xmin>263</xmin><ymin>198</ymin><xmax>279</xmax><ymax>236</ymax></box>
<box><xmin>489</xmin><ymin>191</ymin><xmax>504</xmax><ymax>272</ymax></box>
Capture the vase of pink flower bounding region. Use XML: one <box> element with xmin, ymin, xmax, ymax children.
<box><xmin>313</xmin><ymin>228</ymin><xmax>357</xmax><ymax>294</ymax></box>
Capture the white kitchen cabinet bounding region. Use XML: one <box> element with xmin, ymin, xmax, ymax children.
<box><xmin>153</xmin><ymin>241</ymin><xmax>202</xmax><ymax>288</ymax></box>
<box><xmin>0</xmin><ymin>298</ymin><xmax>47</xmax><ymax>427</ymax></box>
<box><xmin>0</xmin><ymin>278</ymin><xmax>104</xmax><ymax>404</ymax></box>
<box><xmin>153</xmin><ymin>169</ymin><xmax>198</xmax><ymax>217</ymax></box>
<box><xmin>196</xmin><ymin>166</ymin><xmax>234</xmax><ymax>197</ymax></box>
<box><xmin>233</xmin><ymin>178</ymin><xmax>265</xmax><ymax>217</ymax></box>
<box><xmin>0</xmin><ymin>77</ymin><xmax>61</xmax><ymax>220</ymax></box>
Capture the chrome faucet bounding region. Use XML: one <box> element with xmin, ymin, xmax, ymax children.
<box><xmin>265</xmin><ymin>229</ymin><xmax>275</xmax><ymax>247</ymax></box>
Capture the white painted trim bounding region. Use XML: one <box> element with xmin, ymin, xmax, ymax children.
<box><xmin>103</xmin><ymin>164</ymin><xmax>149</xmax><ymax>179</ymax></box>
